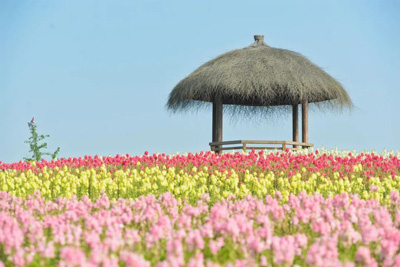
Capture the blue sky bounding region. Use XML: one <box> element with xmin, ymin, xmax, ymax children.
<box><xmin>1</xmin><ymin>0</ymin><xmax>399</xmax><ymax>163</ymax></box>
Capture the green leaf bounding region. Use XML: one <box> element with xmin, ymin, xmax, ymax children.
<box><xmin>24</xmin><ymin>119</ymin><xmax>61</xmax><ymax>162</ymax></box>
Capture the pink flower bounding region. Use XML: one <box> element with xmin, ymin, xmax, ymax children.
<box><xmin>167</xmin><ymin>238</ymin><xmax>184</xmax><ymax>256</ymax></box>
<box><xmin>209</xmin><ymin>237</ymin><xmax>224</xmax><ymax>255</ymax></box>
<box><xmin>102</xmin><ymin>256</ymin><xmax>119</xmax><ymax>267</ymax></box>
<box><xmin>370</xmin><ymin>185</ymin><xmax>379</xmax><ymax>192</ymax></box>
<box><xmin>186</xmin><ymin>229</ymin><xmax>205</xmax><ymax>251</ymax></box>
<box><xmin>274</xmin><ymin>191</ymin><xmax>283</xmax><ymax>201</ymax></box>
<box><xmin>59</xmin><ymin>247</ymin><xmax>87</xmax><ymax>266</ymax></box>
<box><xmin>394</xmin><ymin>254</ymin><xmax>400</xmax><ymax>266</ymax></box>
<box><xmin>247</xmin><ymin>235</ymin><xmax>265</xmax><ymax>254</ymax></box>
<box><xmin>259</xmin><ymin>255</ymin><xmax>268</xmax><ymax>266</ymax></box>
<box><xmin>306</xmin><ymin>236</ymin><xmax>341</xmax><ymax>267</ymax></box>
<box><xmin>188</xmin><ymin>253</ymin><xmax>204</xmax><ymax>267</ymax></box>
<box><xmin>42</xmin><ymin>241</ymin><xmax>55</xmax><ymax>258</ymax></box>
<box><xmin>164</xmin><ymin>254</ymin><xmax>185</xmax><ymax>267</ymax></box>
<box><xmin>395</xmin><ymin>210</ymin><xmax>400</xmax><ymax>227</ymax></box>
<box><xmin>271</xmin><ymin>236</ymin><xmax>297</xmax><ymax>265</ymax></box>
<box><xmin>234</xmin><ymin>259</ymin><xmax>254</xmax><ymax>267</ymax></box>
<box><xmin>355</xmin><ymin>247</ymin><xmax>377</xmax><ymax>267</ymax></box>
<box><xmin>12</xmin><ymin>250</ymin><xmax>25</xmax><ymax>267</ymax></box>
<box><xmin>120</xmin><ymin>251</ymin><xmax>150</xmax><ymax>267</ymax></box>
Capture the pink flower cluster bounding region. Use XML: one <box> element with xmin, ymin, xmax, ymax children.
<box><xmin>1</xmin><ymin>190</ymin><xmax>400</xmax><ymax>266</ymax></box>
<box><xmin>1</xmin><ymin>150</ymin><xmax>399</xmax><ymax>180</ymax></box>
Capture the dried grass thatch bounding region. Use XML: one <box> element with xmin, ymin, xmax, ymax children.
<box><xmin>167</xmin><ymin>35</ymin><xmax>352</xmax><ymax>119</ymax></box>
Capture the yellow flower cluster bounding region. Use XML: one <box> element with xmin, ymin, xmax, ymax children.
<box><xmin>1</xmin><ymin>164</ymin><xmax>400</xmax><ymax>205</ymax></box>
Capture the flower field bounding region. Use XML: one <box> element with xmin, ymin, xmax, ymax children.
<box><xmin>1</xmin><ymin>149</ymin><xmax>400</xmax><ymax>266</ymax></box>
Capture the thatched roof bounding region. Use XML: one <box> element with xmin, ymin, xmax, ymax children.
<box><xmin>167</xmin><ymin>35</ymin><xmax>352</xmax><ymax>117</ymax></box>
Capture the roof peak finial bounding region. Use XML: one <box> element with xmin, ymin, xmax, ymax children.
<box><xmin>249</xmin><ymin>35</ymin><xmax>267</xmax><ymax>48</ymax></box>
<box><xmin>254</xmin><ymin>35</ymin><xmax>264</xmax><ymax>41</ymax></box>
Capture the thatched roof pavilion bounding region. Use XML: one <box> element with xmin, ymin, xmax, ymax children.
<box><xmin>167</xmin><ymin>35</ymin><xmax>352</xmax><ymax>152</ymax></box>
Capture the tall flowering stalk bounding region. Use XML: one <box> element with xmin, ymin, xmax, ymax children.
<box><xmin>24</xmin><ymin>117</ymin><xmax>60</xmax><ymax>162</ymax></box>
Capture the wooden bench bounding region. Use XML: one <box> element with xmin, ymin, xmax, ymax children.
<box><xmin>209</xmin><ymin>140</ymin><xmax>313</xmax><ymax>153</ymax></box>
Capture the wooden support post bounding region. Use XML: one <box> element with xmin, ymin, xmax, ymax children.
<box><xmin>212</xmin><ymin>98</ymin><xmax>223</xmax><ymax>153</ymax></box>
<box><xmin>302</xmin><ymin>100</ymin><xmax>309</xmax><ymax>147</ymax></box>
<box><xmin>292</xmin><ymin>104</ymin><xmax>299</xmax><ymax>148</ymax></box>
<box><xmin>243</xmin><ymin>143</ymin><xmax>247</xmax><ymax>153</ymax></box>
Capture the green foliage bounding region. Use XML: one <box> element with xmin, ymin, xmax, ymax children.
<box><xmin>24</xmin><ymin>119</ymin><xmax>60</xmax><ymax>162</ymax></box>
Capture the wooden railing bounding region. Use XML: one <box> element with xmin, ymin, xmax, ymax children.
<box><xmin>209</xmin><ymin>140</ymin><xmax>313</xmax><ymax>153</ymax></box>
